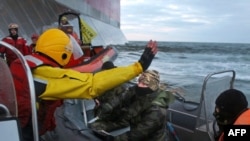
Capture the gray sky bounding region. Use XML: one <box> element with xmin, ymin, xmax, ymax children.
<box><xmin>120</xmin><ymin>0</ymin><xmax>250</xmax><ymax>43</ymax></box>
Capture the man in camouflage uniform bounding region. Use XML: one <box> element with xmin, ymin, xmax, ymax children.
<box><xmin>91</xmin><ymin>70</ymin><xmax>175</xmax><ymax>141</ymax></box>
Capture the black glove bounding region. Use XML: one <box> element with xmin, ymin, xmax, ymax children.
<box><xmin>138</xmin><ymin>47</ymin><xmax>155</xmax><ymax>71</ymax></box>
<box><xmin>92</xmin><ymin>129</ymin><xmax>114</xmax><ymax>141</ymax></box>
<box><xmin>138</xmin><ymin>40</ymin><xmax>157</xmax><ymax>71</ymax></box>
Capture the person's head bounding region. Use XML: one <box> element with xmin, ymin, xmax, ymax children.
<box><xmin>138</xmin><ymin>70</ymin><xmax>160</xmax><ymax>91</ymax></box>
<box><xmin>61</xmin><ymin>16</ymin><xmax>69</xmax><ymax>25</ymax></box>
<box><xmin>8</xmin><ymin>23</ymin><xmax>18</xmax><ymax>36</ymax></box>
<box><xmin>35</xmin><ymin>28</ymin><xmax>83</xmax><ymax>67</ymax></box>
<box><xmin>214</xmin><ymin>89</ymin><xmax>248</xmax><ymax>126</ymax></box>
<box><xmin>101</xmin><ymin>61</ymin><xmax>116</xmax><ymax>70</ymax></box>
<box><xmin>31</xmin><ymin>34</ymin><xmax>39</xmax><ymax>44</ymax></box>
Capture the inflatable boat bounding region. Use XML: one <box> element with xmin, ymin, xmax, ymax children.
<box><xmin>0</xmin><ymin>40</ymin><xmax>238</xmax><ymax>141</ymax></box>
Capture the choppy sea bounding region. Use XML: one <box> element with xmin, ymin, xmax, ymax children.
<box><xmin>113</xmin><ymin>41</ymin><xmax>250</xmax><ymax>103</ymax></box>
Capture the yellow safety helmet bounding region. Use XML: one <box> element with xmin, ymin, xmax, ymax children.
<box><xmin>8</xmin><ymin>23</ymin><xmax>19</xmax><ymax>29</ymax></box>
<box><xmin>35</xmin><ymin>28</ymin><xmax>83</xmax><ymax>66</ymax></box>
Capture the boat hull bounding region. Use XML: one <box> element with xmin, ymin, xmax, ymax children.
<box><xmin>73</xmin><ymin>46</ymin><xmax>119</xmax><ymax>72</ymax></box>
<box><xmin>0</xmin><ymin>0</ymin><xmax>127</xmax><ymax>46</ymax></box>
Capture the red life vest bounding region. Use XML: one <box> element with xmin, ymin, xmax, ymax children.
<box><xmin>218</xmin><ymin>109</ymin><xmax>250</xmax><ymax>141</ymax></box>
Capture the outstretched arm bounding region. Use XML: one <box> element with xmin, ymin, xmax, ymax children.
<box><xmin>36</xmin><ymin>40</ymin><xmax>158</xmax><ymax>100</ymax></box>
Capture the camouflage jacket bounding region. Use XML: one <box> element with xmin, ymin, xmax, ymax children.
<box><xmin>93</xmin><ymin>86</ymin><xmax>175</xmax><ymax>141</ymax></box>
<box><xmin>94</xmin><ymin>82</ymin><xmax>133</xmax><ymax>120</ymax></box>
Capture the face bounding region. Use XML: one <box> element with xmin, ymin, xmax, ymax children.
<box><xmin>32</xmin><ymin>38</ymin><xmax>38</xmax><ymax>44</ymax></box>
<box><xmin>137</xmin><ymin>74</ymin><xmax>149</xmax><ymax>88</ymax></box>
<box><xmin>66</xmin><ymin>27</ymin><xmax>73</xmax><ymax>34</ymax></box>
<box><xmin>213</xmin><ymin>106</ymin><xmax>231</xmax><ymax>126</ymax></box>
<box><xmin>213</xmin><ymin>106</ymin><xmax>220</xmax><ymax>118</ymax></box>
<box><xmin>215</xmin><ymin>107</ymin><xmax>220</xmax><ymax>113</ymax></box>
<box><xmin>60</xmin><ymin>26</ymin><xmax>73</xmax><ymax>34</ymax></box>
<box><xmin>10</xmin><ymin>28</ymin><xmax>17</xmax><ymax>35</ymax></box>
<box><xmin>137</xmin><ymin>81</ymin><xmax>148</xmax><ymax>88</ymax></box>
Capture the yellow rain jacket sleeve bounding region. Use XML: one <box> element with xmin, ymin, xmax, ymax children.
<box><xmin>33</xmin><ymin>62</ymin><xmax>142</xmax><ymax>100</ymax></box>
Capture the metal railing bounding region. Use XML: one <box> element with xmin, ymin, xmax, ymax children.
<box><xmin>0</xmin><ymin>41</ymin><xmax>39</xmax><ymax>141</ymax></box>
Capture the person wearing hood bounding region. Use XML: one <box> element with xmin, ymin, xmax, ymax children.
<box><xmin>0</xmin><ymin>23</ymin><xmax>30</xmax><ymax>65</ymax></box>
<box><xmin>91</xmin><ymin>70</ymin><xmax>175</xmax><ymax>141</ymax></box>
<box><xmin>213</xmin><ymin>89</ymin><xmax>250</xmax><ymax>141</ymax></box>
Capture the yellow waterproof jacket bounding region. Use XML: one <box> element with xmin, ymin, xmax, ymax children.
<box><xmin>33</xmin><ymin>62</ymin><xmax>142</xmax><ymax>100</ymax></box>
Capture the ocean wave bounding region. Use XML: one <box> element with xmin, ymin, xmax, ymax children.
<box><xmin>114</xmin><ymin>41</ymin><xmax>250</xmax><ymax>101</ymax></box>
<box><xmin>117</xmin><ymin>41</ymin><xmax>250</xmax><ymax>55</ymax></box>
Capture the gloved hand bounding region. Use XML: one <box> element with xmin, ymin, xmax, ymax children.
<box><xmin>92</xmin><ymin>129</ymin><xmax>114</xmax><ymax>141</ymax></box>
<box><xmin>138</xmin><ymin>40</ymin><xmax>158</xmax><ymax>71</ymax></box>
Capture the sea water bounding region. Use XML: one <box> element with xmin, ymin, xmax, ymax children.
<box><xmin>114</xmin><ymin>41</ymin><xmax>250</xmax><ymax>103</ymax></box>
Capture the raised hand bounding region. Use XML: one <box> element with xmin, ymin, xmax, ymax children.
<box><xmin>138</xmin><ymin>40</ymin><xmax>158</xmax><ymax>71</ymax></box>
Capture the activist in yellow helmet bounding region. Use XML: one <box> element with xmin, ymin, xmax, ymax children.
<box><xmin>35</xmin><ymin>28</ymin><xmax>83</xmax><ymax>66</ymax></box>
<box><xmin>9</xmin><ymin>27</ymin><xmax>158</xmax><ymax>140</ymax></box>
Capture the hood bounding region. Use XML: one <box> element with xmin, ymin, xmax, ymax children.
<box><xmin>152</xmin><ymin>90</ymin><xmax>175</xmax><ymax>108</ymax></box>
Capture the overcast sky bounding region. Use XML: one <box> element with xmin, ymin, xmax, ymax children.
<box><xmin>120</xmin><ymin>0</ymin><xmax>250</xmax><ymax>43</ymax></box>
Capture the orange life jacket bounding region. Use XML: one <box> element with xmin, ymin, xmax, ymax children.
<box><xmin>218</xmin><ymin>109</ymin><xmax>250</xmax><ymax>141</ymax></box>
